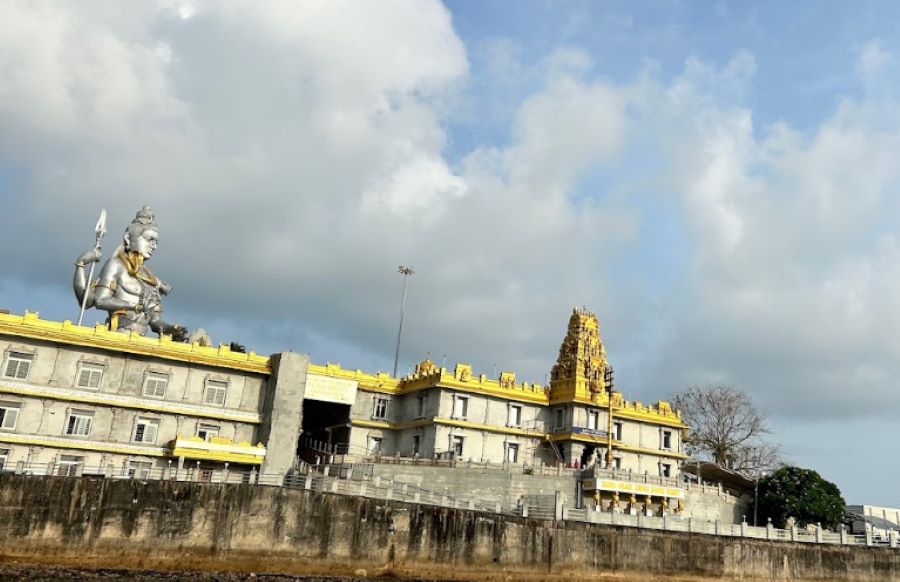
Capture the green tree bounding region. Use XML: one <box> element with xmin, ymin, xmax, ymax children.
<box><xmin>755</xmin><ymin>466</ymin><xmax>845</xmax><ymax>529</ymax></box>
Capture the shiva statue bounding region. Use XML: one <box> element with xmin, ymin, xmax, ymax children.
<box><xmin>73</xmin><ymin>206</ymin><xmax>188</xmax><ymax>340</ymax></box>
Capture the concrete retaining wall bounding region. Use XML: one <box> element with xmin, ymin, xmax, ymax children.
<box><xmin>0</xmin><ymin>475</ymin><xmax>897</xmax><ymax>581</ymax></box>
<box><xmin>369</xmin><ymin>463</ymin><xmax>747</xmax><ymax>524</ymax></box>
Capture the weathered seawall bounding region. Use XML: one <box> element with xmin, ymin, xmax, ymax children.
<box><xmin>0</xmin><ymin>475</ymin><xmax>897</xmax><ymax>581</ymax></box>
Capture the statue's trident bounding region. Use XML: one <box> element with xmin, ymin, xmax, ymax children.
<box><xmin>77</xmin><ymin>209</ymin><xmax>107</xmax><ymax>326</ymax></box>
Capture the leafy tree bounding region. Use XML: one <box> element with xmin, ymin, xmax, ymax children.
<box><xmin>671</xmin><ymin>384</ymin><xmax>780</xmax><ymax>475</ymax></box>
<box><xmin>755</xmin><ymin>466</ymin><xmax>845</xmax><ymax>529</ymax></box>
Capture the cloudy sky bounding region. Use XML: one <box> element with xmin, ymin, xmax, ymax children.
<box><xmin>2</xmin><ymin>0</ymin><xmax>900</xmax><ymax>505</ymax></box>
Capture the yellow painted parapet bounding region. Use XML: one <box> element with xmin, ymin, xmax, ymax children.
<box><xmin>0</xmin><ymin>311</ymin><xmax>270</xmax><ymax>374</ymax></box>
<box><xmin>170</xmin><ymin>435</ymin><xmax>266</xmax><ymax>464</ymax></box>
<box><xmin>398</xmin><ymin>359</ymin><xmax>548</xmax><ymax>404</ymax></box>
<box><xmin>307</xmin><ymin>362</ymin><xmax>399</xmax><ymax>392</ymax></box>
<box><xmin>312</xmin><ymin>357</ymin><xmax>684</xmax><ymax>426</ymax></box>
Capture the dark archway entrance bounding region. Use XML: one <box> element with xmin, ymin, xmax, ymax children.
<box><xmin>297</xmin><ymin>399</ymin><xmax>351</xmax><ymax>464</ymax></box>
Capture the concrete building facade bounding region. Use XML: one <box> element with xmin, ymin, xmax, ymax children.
<box><xmin>0</xmin><ymin>311</ymin><xmax>306</xmax><ymax>478</ymax></box>
<box><xmin>0</xmin><ymin>306</ymin><xmax>687</xmax><ymax>509</ymax></box>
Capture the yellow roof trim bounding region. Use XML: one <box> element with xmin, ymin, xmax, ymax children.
<box><xmin>0</xmin><ymin>311</ymin><xmax>270</xmax><ymax>374</ymax></box>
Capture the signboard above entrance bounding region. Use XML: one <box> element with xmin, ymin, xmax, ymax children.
<box><xmin>305</xmin><ymin>373</ymin><xmax>358</xmax><ymax>406</ymax></box>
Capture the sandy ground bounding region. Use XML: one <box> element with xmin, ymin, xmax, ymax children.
<box><xmin>0</xmin><ymin>555</ymin><xmax>752</xmax><ymax>582</ymax></box>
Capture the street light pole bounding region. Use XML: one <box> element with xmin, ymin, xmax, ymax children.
<box><xmin>392</xmin><ymin>266</ymin><xmax>414</xmax><ymax>378</ymax></box>
<box><xmin>754</xmin><ymin>472</ymin><xmax>759</xmax><ymax>526</ymax></box>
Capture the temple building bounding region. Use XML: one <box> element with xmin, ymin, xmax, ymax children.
<box><xmin>0</xmin><ymin>306</ymin><xmax>686</xmax><ymax>486</ymax></box>
<box><xmin>316</xmin><ymin>307</ymin><xmax>687</xmax><ymax>476</ymax></box>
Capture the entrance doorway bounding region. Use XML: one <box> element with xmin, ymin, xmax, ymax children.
<box><xmin>297</xmin><ymin>399</ymin><xmax>351</xmax><ymax>464</ymax></box>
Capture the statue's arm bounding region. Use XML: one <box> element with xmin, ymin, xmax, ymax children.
<box><xmin>92</xmin><ymin>262</ymin><xmax>138</xmax><ymax>312</ymax></box>
<box><xmin>72</xmin><ymin>248</ymin><xmax>102</xmax><ymax>306</ymax></box>
<box><xmin>149</xmin><ymin>313</ymin><xmax>187</xmax><ymax>340</ymax></box>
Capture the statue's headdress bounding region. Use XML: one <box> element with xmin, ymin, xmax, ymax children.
<box><xmin>132</xmin><ymin>206</ymin><xmax>157</xmax><ymax>229</ymax></box>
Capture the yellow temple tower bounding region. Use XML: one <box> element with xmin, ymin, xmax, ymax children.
<box><xmin>548</xmin><ymin>306</ymin><xmax>613</xmax><ymax>404</ymax></box>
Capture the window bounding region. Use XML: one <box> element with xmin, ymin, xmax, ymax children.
<box><xmin>452</xmin><ymin>395</ymin><xmax>468</xmax><ymax>419</ymax></box>
<box><xmin>56</xmin><ymin>455</ymin><xmax>83</xmax><ymax>476</ymax></box>
<box><xmin>367</xmin><ymin>436</ymin><xmax>383</xmax><ymax>455</ymax></box>
<box><xmin>662</xmin><ymin>430</ymin><xmax>672</xmax><ymax>450</ymax></box>
<box><xmin>416</xmin><ymin>395</ymin><xmax>426</xmax><ymax>417</ymax></box>
<box><xmin>554</xmin><ymin>408</ymin><xmax>565</xmax><ymax>430</ymax></box>
<box><xmin>505</xmin><ymin>443</ymin><xmax>519</xmax><ymax>463</ymax></box>
<box><xmin>196</xmin><ymin>423</ymin><xmax>219</xmax><ymax>441</ymax></box>
<box><xmin>0</xmin><ymin>402</ymin><xmax>20</xmax><ymax>431</ymax></box>
<box><xmin>3</xmin><ymin>352</ymin><xmax>33</xmax><ymax>380</ymax></box>
<box><xmin>613</xmin><ymin>456</ymin><xmax>622</xmax><ymax>469</ymax></box>
<box><xmin>373</xmin><ymin>397</ymin><xmax>388</xmax><ymax>420</ymax></box>
<box><xmin>127</xmin><ymin>461</ymin><xmax>153</xmax><ymax>479</ymax></box>
<box><xmin>507</xmin><ymin>404</ymin><xmax>522</xmax><ymax>427</ymax></box>
<box><xmin>660</xmin><ymin>463</ymin><xmax>672</xmax><ymax>478</ymax></box>
<box><xmin>64</xmin><ymin>410</ymin><xmax>93</xmax><ymax>437</ymax></box>
<box><xmin>412</xmin><ymin>434</ymin><xmax>421</xmax><ymax>456</ymax></box>
<box><xmin>203</xmin><ymin>379</ymin><xmax>228</xmax><ymax>406</ymax></box>
<box><xmin>142</xmin><ymin>372</ymin><xmax>169</xmax><ymax>399</ymax></box>
<box><xmin>587</xmin><ymin>410</ymin><xmax>599</xmax><ymax>431</ymax></box>
<box><xmin>0</xmin><ymin>448</ymin><xmax>8</xmax><ymax>470</ymax></box>
<box><xmin>613</xmin><ymin>421</ymin><xmax>623</xmax><ymax>441</ymax></box>
<box><xmin>133</xmin><ymin>418</ymin><xmax>159</xmax><ymax>444</ymax></box>
<box><xmin>451</xmin><ymin>435</ymin><xmax>464</xmax><ymax>457</ymax></box>
<box><xmin>75</xmin><ymin>362</ymin><xmax>103</xmax><ymax>390</ymax></box>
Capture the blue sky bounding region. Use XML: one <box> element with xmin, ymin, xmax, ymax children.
<box><xmin>1</xmin><ymin>0</ymin><xmax>900</xmax><ymax>507</ymax></box>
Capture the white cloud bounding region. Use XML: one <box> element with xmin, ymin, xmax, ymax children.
<box><xmin>4</xmin><ymin>2</ymin><xmax>900</xmax><ymax>439</ymax></box>
<box><xmin>856</xmin><ymin>38</ymin><xmax>890</xmax><ymax>77</ymax></box>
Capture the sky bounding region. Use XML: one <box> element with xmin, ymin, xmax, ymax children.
<box><xmin>1</xmin><ymin>0</ymin><xmax>899</xmax><ymax>506</ymax></box>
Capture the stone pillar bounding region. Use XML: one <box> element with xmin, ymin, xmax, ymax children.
<box><xmin>554</xmin><ymin>490</ymin><xmax>564</xmax><ymax>521</ymax></box>
<box><xmin>259</xmin><ymin>352</ymin><xmax>309</xmax><ymax>474</ymax></box>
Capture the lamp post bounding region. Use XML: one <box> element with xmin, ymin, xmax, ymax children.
<box><xmin>754</xmin><ymin>473</ymin><xmax>759</xmax><ymax>526</ymax></box>
<box><xmin>392</xmin><ymin>266</ymin><xmax>414</xmax><ymax>378</ymax></box>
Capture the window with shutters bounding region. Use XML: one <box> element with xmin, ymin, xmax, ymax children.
<box><xmin>372</xmin><ymin>397</ymin><xmax>388</xmax><ymax>420</ymax></box>
<box><xmin>196</xmin><ymin>423</ymin><xmax>219</xmax><ymax>441</ymax></box>
<box><xmin>64</xmin><ymin>410</ymin><xmax>93</xmax><ymax>437</ymax></box>
<box><xmin>0</xmin><ymin>402</ymin><xmax>20</xmax><ymax>431</ymax></box>
<box><xmin>3</xmin><ymin>352</ymin><xmax>33</xmax><ymax>381</ymax></box>
<box><xmin>587</xmin><ymin>410</ymin><xmax>599</xmax><ymax>431</ymax></box>
<box><xmin>415</xmin><ymin>395</ymin><xmax>426</xmax><ymax>418</ymax></box>
<box><xmin>142</xmin><ymin>372</ymin><xmax>169</xmax><ymax>399</ymax></box>
<box><xmin>505</xmin><ymin>443</ymin><xmax>519</xmax><ymax>463</ymax></box>
<box><xmin>553</xmin><ymin>407</ymin><xmax>565</xmax><ymax>430</ymax></box>
<box><xmin>507</xmin><ymin>404</ymin><xmax>522</xmax><ymax>427</ymax></box>
<box><xmin>75</xmin><ymin>362</ymin><xmax>103</xmax><ymax>390</ymax></box>
<box><xmin>127</xmin><ymin>460</ymin><xmax>153</xmax><ymax>479</ymax></box>
<box><xmin>203</xmin><ymin>379</ymin><xmax>228</xmax><ymax>406</ymax></box>
<box><xmin>661</xmin><ymin>430</ymin><xmax>672</xmax><ymax>450</ymax></box>
<box><xmin>56</xmin><ymin>455</ymin><xmax>83</xmax><ymax>476</ymax></box>
<box><xmin>452</xmin><ymin>395</ymin><xmax>468</xmax><ymax>419</ymax></box>
<box><xmin>133</xmin><ymin>418</ymin><xmax>159</xmax><ymax>444</ymax></box>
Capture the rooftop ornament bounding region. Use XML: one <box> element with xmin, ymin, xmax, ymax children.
<box><xmin>73</xmin><ymin>206</ymin><xmax>188</xmax><ymax>341</ymax></box>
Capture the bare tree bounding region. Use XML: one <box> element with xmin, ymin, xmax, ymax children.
<box><xmin>671</xmin><ymin>384</ymin><xmax>781</xmax><ymax>476</ymax></box>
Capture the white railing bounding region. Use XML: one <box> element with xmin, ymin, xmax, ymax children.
<box><xmin>2</xmin><ymin>462</ymin><xmax>896</xmax><ymax>550</ymax></box>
